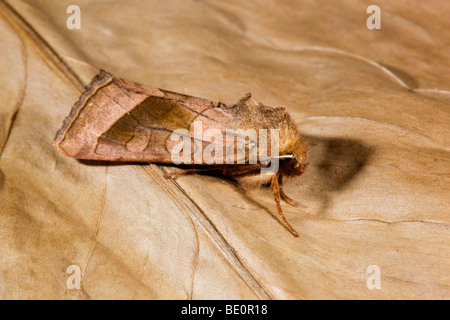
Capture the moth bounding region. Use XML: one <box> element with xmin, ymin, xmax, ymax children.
<box><xmin>53</xmin><ymin>70</ymin><xmax>309</xmax><ymax>237</ymax></box>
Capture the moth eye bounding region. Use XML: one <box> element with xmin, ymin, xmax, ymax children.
<box><xmin>293</xmin><ymin>162</ymin><xmax>300</xmax><ymax>168</ymax></box>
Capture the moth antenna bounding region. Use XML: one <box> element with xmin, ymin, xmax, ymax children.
<box><xmin>273</xmin><ymin>154</ymin><xmax>294</xmax><ymax>159</ymax></box>
<box><xmin>260</xmin><ymin>154</ymin><xmax>294</xmax><ymax>162</ymax></box>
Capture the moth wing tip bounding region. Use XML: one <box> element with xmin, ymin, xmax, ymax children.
<box><xmin>98</xmin><ymin>69</ymin><xmax>111</xmax><ymax>77</ymax></box>
<box><xmin>51</xmin><ymin>143</ymin><xmax>69</xmax><ymax>158</ymax></box>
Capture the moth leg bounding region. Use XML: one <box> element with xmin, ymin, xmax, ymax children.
<box><xmin>278</xmin><ymin>174</ymin><xmax>299</xmax><ymax>207</ymax></box>
<box><xmin>164</xmin><ymin>167</ymin><xmax>220</xmax><ymax>177</ymax></box>
<box><xmin>271</xmin><ymin>175</ymin><xmax>299</xmax><ymax>237</ymax></box>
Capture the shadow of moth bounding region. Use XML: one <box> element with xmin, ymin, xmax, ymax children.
<box><xmin>53</xmin><ymin>70</ymin><xmax>309</xmax><ymax>237</ymax></box>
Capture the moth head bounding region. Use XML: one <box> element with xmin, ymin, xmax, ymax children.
<box><xmin>278</xmin><ymin>157</ymin><xmax>307</xmax><ymax>177</ymax></box>
<box><xmin>279</xmin><ymin>140</ymin><xmax>309</xmax><ymax>177</ymax></box>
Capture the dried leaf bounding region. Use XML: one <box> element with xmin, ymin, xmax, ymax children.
<box><xmin>0</xmin><ymin>0</ymin><xmax>448</xmax><ymax>299</ymax></box>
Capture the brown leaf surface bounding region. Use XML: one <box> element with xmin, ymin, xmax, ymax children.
<box><xmin>0</xmin><ymin>0</ymin><xmax>449</xmax><ymax>299</ymax></box>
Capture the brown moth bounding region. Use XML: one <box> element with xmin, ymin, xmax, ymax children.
<box><xmin>53</xmin><ymin>70</ymin><xmax>308</xmax><ymax>237</ymax></box>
